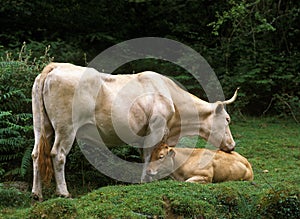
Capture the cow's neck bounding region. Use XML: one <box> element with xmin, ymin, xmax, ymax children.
<box><xmin>169</xmin><ymin>94</ymin><xmax>212</xmax><ymax>143</ymax></box>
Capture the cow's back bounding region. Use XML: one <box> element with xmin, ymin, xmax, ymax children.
<box><xmin>94</xmin><ymin>71</ymin><xmax>176</xmax><ymax>146</ymax></box>
<box><xmin>41</xmin><ymin>65</ymin><xmax>176</xmax><ymax>147</ymax></box>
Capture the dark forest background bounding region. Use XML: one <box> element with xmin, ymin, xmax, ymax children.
<box><xmin>0</xmin><ymin>0</ymin><xmax>299</xmax><ymax>185</ymax></box>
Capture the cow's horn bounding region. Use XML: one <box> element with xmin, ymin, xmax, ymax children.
<box><xmin>223</xmin><ymin>87</ymin><xmax>240</xmax><ymax>105</ymax></box>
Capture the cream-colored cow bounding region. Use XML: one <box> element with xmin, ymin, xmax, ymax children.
<box><xmin>147</xmin><ymin>143</ymin><xmax>253</xmax><ymax>183</ymax></box>
<box><xmin>31</xmin><ymin>63</ymin><xmax>239</xmax><ymax>200</ymax></box>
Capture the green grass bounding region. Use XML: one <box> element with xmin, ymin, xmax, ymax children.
<box><xmin>1</xmin><ymin>117</ymin><xmax>299</xmax><ymax>218</ymax></box>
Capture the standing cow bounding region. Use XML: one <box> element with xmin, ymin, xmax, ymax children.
<box><xmin>31</xmin><ymin>62</ymin><xmax>238</xmax><ymax>201</ymax></box>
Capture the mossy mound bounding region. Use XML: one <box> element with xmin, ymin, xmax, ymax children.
<box><xmin>1</xmin><ymin>180</ymin><xmax>299</xmax><ymax>218</ymax></box>
<box><xmin>258</xmin><ymin>185</ymin><xmax>300</xmax><ymax>219</ymax></box>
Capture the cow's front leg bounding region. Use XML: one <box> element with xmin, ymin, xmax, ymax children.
<box><xmin>141</xmin><ymin>117</ymin><xmax>168</xmax><ymax>182</ymax></box>
<box><xmin>141</xmin><ymin>147</ymin><xmax>155</xmax><ymax>182</ymax></box>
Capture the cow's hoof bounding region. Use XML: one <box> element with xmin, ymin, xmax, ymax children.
<box><xmin>31</xmin><ymin>193</ymin><xmax>43</xmax><ymax>202</ymax></box>
<box><xmin>141</xmin><ymin>175</ymin><xmax>153</xmax><ymax>183</ymax></box>
<box><xmin>57</xmin><ymin>193</ymin><xmax>72</xmax><ymax>199</ymax></box>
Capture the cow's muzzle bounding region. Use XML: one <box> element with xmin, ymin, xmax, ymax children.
<box><xmin>220</xmin><ymin>141</ymin><xmax>235</xmax><ymax>152</ymax></box>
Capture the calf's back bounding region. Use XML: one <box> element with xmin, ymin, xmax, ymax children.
<box><xmin>212</xmin><ymin>151</ymin><xmax>253</xmax><ymax>182</ymax></box>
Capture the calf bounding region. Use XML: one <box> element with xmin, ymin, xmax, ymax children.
<box><xmin>146</xmin><ymin>143</ymin><xmax>253</xmax><ymax>183</ymax></box>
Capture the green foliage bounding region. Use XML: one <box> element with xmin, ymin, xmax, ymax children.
<box><xmin>258</xmin><ymin>186</ymin><xmax>300</xmax><ymax>218</ymax></box>
<box><xmin>207</xmin><ymin>0</ymin><xmax>300</xmax><ymax>116</ymax></box>
<box><xmin>0</xmin><ymin>110</ymin><xmax>32</xmax><ymax>178</ymax></box>
<box><xmin>208</xmin><ymin>0</ymin><xmax>276</xmax><ymax>36</ymax></box>
<box><xmin>1</xmin><ymin>0</ymin><xmax>300</xmax><ymax>117</ymax></box>
<box><xmin>273</xmin><ymin>93</ymin><xmax>300</xmax><ymax>122</ymax></box>
<box><xmin>0</xmin><ymin>184</ymin><xmax>30</xmax><ymax>208</ymax></box>
<box><xmin>0</xmin><ymin>46</ymin><xmax>51</xmax><ymax>180</ymax></box>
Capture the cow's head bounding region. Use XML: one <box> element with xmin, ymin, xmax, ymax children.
<box><xmin>146</xmin><ymin>143</ymin><xmax>174</xmax><ymax>177</ymax></box>
<box><xmin>200</xmin><ymin>88</ymin><xmax>239</xmax><ymax>152</ymax></box>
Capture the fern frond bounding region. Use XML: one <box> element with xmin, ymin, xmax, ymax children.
<box><xmin>4</xmin><ymin>167</ymin><xmax>21</xmax><ymax>177</ymax></box>
<box><xmin>6</xmin><ymin>122</ymin><xmax>27</xmax><ymax>132</ymax></box>
<box><xmin>0</xmin><ymin>128</ymin><xmax>20</xmax><ymax>136</ymax></box>
<box><xmin>0</xmin><ymin>111</ymin><xmax>12</xmax><ymax>118</ymax></box>
<box><xmin>0</xmin><ymin>153</ymin><xmax>19</xmax><ymax>161</ymax></box>
<box><xmin>20</xmin><ymin>146</ymin><xmax>33</xmax><ymax>177</ymax></box>
<box><xmin>0</xmin><ymin>89</ymin><xmax>25</xmax><ymax>102</ymax></box>
<box><xmin>0</xmin><ymin>138</ymin><xmax>22</xmax><ymax>148</ymax></box>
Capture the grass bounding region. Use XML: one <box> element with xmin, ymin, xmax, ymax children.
<box><xmin>0</xmin><ymin>117</ymin><xmax>299</xmax><ymax>218</ymax></box>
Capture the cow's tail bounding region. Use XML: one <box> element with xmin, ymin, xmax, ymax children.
<box><xmin>37</xmin><ymin>63</ymin><xmax>56</xmax><ymax>185</ymax></box>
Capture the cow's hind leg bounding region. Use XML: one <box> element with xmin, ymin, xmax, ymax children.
<box><xmin>32</xmin><ymin>140</ymin><xmax>43</xmax><ymax>201</ymax></box>
<box><xmin>50</xmin><ymin>131</ymin><xmax>75</xmax><ymax>198</ymax></box>
<box><xmin>31</xmin><ymin>125</ymin><xmax>53</xmax><ymax>201</ymax></box>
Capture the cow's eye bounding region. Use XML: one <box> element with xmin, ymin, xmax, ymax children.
<box><xmin>226</xmin><ymin>117</ymin><xmax>230</xmax><ymax>124</ymax></box>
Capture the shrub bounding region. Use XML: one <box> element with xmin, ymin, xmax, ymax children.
<box><xmin>0</xmin><ymin>184</ymin><xmax>30</xmax><ymax>208</ymax></box>
<box><xmin>258</xmin><ymin>186</ymin><xmax>300</xmax><ymax>218</ymax></box>
<box><xmin>0</xmin><ymin>45</ymin><xmax>51</xmax><ymax>181</ymax></box>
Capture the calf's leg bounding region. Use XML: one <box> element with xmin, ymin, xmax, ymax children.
<box><xmin>185</xmin><ymin>175</ymin><xmax>212</xmax><ymax>183</ymax></box>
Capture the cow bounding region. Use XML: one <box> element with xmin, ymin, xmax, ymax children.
<box><xmin>31</xmin><ymin>62</ymin><xmax>239</xmax><ymax>201</ymax></box>
<box><xmin>146</xmin><ymin>143</ymin><xmax>254</xmax><ymax>183</ymax></box>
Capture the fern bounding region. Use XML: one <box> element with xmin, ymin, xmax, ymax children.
<box><xmin>0</xmin><ymin>108</ymin><xmax>32</xmax><ymax>179</ymax></box>
<box><xmin>0</xmin><ymin>47</ymin><xmax>51</xmax><ymax>181</ymax></box>
<box><xmin>0</xmin><ymin>62</ymin><xmax>36</xmax><ymax>180</ymax></box>
<box><xmin>20</xmin><ymin>146</ymin><xmax>33</xmax><ymax>177</ymax></box>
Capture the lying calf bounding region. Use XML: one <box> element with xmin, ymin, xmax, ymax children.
<box><xmin>146</xmin><ymin>143</ymin><xmax>253</xmax><ymax>183</ymax></box>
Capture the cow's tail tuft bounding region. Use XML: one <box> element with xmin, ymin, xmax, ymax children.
<box><xmin>38</xmin><ymin>131</ymin><xmax>53</xmax><ymax>185</ymax></box>
<box><xmin>37</xmin><ymin>63</ymin><xmax>56</xmax><ymax>185</ymax></box>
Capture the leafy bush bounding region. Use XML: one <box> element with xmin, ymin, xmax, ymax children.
<box><xmin>0</xmin><ymin>46</ymin><xmax>51</xmax><ymax>181</ymax></box>
<box><xmin>0</xmin><ymin>184</ymin><xmax>30</xmax><ymax>208</ymax></box>
<box><xmin>273</xmin><ymin>93</ymin><xmax>300</xmax><ymax>123</ymax></box>
<box><xmin>0</xmin><ymin>110</ymin><xmax>32</xmax><ymax>179</ymax></box>
<box><xmin>207</xmin><ymin>0</ymin><xmax>300</xmax><ymax>117</ymax></box>
<box><xmin>258</xmin><ymin>186</ymin><xmax>300</xmax><ymax>219</ymax></box>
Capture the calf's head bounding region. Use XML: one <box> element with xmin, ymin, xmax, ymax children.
<box><xmin>146</xmin><ymin>143</ymin><xmax>174</xmax><ymax>177</ymax></box>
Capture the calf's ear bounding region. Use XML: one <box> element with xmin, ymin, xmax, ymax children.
<box><xmin>168</xmin><ymin>149</ymin><xmax>176</xmax><ymax>158</ymax></box>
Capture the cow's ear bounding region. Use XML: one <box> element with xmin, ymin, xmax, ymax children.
<box><xmin>168</xmin><ymin>149</ymin><xmax>176</xmax><ymax>158</ymax></box>
<box><xmin>215</xmin><ymin>103</ymin><xmax>224</xmax><ymax>114</ymax></box>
